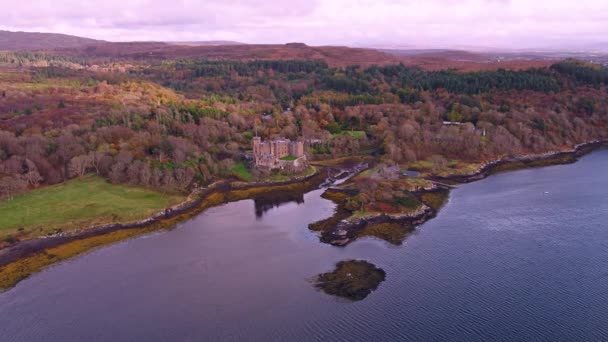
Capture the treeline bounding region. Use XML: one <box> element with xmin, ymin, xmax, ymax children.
<box><xmin>369</xmin><ymin>65</ymin><xmax>562</xmax><ymax>94</ymax></box>
<box><xmin>0</xmin><ymin>52</ymin><xmax>86</xmax><ymax>68</ymax></box>
<box><xmin>173</xmin><ymin>59</ymin><xmax>329</xmax><ymax>78</ymax></box>
<box><xmin>1</xmin><ymin>55</ymin><xmax>608</xmax><ymax>200</ymax></box>
<box><xmin>139</xmin><ymin>58</ymin><xmax>608</xmax><ymax>102</ymax></box>
<box><xmin>550</xmin><ymin>59</ymin><xmax>608</xmax><ymax>86</ymax></box>
<box><xmin>0</xmin><ymin>116</ymin><xmax>244</xmax><ymax>199</ymax></box>
<box><xmin>5</xmin><ymin>52</ymin><xmax>608</xmax><ymax>97</ymax></box>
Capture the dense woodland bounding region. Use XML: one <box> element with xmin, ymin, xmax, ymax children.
<box><xmin>0</xmin><ymin>52</ymin><xmax>607</xmax><ymax>199</ymax></box>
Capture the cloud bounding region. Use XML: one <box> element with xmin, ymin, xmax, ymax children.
<box><xmin>0</xmin><ymin>0</ymin><xmax>606</xmax><ymax>49</ymax></box>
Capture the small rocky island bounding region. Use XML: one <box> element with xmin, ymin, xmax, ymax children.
<box><xmin>314</xmin><ymin>260</ymin><xmax>386</xmax><ymax>301</ymax></box>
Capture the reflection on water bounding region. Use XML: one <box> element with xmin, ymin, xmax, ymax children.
<box><xmin>1</xmin><ymin>150</ymin><xmax>608</xmax><ymax>342</ymax></box>
<box><xmin>253</xmin><ymin>192</ymin><xmax>305</xmax><ymax>218</ymax></box>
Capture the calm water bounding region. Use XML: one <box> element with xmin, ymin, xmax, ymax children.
<box><xmin>1</xmin><ymin>150</ymin><xmax>608</xmax><ymax>341</ymax></box>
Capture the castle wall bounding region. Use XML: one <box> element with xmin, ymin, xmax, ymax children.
<box><xmin>253</xmin><ymin>137</ymin><xmax>307</xmax><ymax>171</ymax></box>
<box><xmin>272</xmin><ymin>140</ymin><xmax>289</xmax><ymax>158</ymax></box>
<box><xmin>288</xmin><ymin>141</ymin><xmax>304</xmax><ymax>158</ymax></box>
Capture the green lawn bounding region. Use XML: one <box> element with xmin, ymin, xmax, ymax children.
<box><xmin>331</xmin><ymin>131</ymin><xmax>366</xmax><ymax>139</ymax></box>
<box><xmin>280</xmin><ymin>155</ymin><xmax>297</xmax><ymax>161</ymax></box>
<box><xmin>405</xmin><ymin>158</ymin><xmax>481</xmax><ymax>177</ymax></box>
<box><xmin>0</xmin><ymin>176</ymin><xmax>185</xmax><ymax>240</ymax></box>
<box><xmin>231</xmin><ymin>161</ymin><xmax>253</xmax><ymax>181</ymax></box>
<box><xmin>265</xmin><ymin>165</ymin><xmax>317</xmax><ymax>182</ymax></box>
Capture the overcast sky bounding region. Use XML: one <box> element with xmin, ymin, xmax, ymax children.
<box><xmin>1</xmin><ymin>0</ymin><xmax>606</xmax><ymax>49</ymax></box>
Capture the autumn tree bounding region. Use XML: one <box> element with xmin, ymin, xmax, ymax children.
<box><xmin>68</xmin><ymin>155</ymin><xmax>93</xmax><ymax>178</ymax></box>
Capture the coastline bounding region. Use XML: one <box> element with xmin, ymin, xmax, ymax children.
<box><xmin>431</xmin><ymin>139</ymin><xmax>608</xmax><ymax>184</ymax></box>
<box><xmin>1</xmin><ymin>139</ymin><xmax>606</xmax><ymax>290</ymax></box>
<box><xmin>0</xmin><ymin>168</ymin><xmax>326</xmax><ymax>290</ymax></box>
<box><xmin>315</xmin><ymin>139</ymin><xmax>608</xmax><ymax>246</ymax></box>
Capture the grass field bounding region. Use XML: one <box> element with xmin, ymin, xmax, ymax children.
<box><xmin>331</xmin><ymin>130</ymin><xmax>366</xmax><ymax>139</ymax></box>
<box><xmin>310</xmin><ymin>155</ymin><xmax>371</xmax><ymax>168</ymax></box>
<box><xmin>265</xmin><ymin>166</ymin><xmax>317</xmax><ymax>182</ymax></box>
<box><xmin>0</xmin><ymin>174</ymin><xmax>326</xmax><ymax>290</ymax></box>
<box><xmin>0</xmin><ymin>176</ymin><xmax>184</xmax><ymax>241</ymax></box>
<box><xmin>231</xmin><ymin>161</ymin><xmax>253</xmax><ymax>181</ymax></box>
<box><xmin>406</xmin><ymin>158</ymin><xmax>481</xmax><ymax>177</ymax></box>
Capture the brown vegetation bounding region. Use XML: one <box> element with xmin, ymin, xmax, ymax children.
<box><xmin>56</xmin><ymin>43</ymin><xmax>402</xmax><ymax>68</ymax></box>
<box><xmin>0</xmin><ymin>46</ymin><xmax>606</xmax><ymax>248</ymax></box>
<box><xmin>0</xmin><ymin>30</ymin><xmax>102</xmax><ymax>51</ymax></box>
<box><xmin>314</xmin><ymin>260</ymin><xmax>386</xmax><ymax>301</ymax></box>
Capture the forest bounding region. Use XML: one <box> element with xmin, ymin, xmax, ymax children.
<box><xmin>1</xmin><ymin>52</ymin><xmax>607</xmax><ymax>201</ymax></box>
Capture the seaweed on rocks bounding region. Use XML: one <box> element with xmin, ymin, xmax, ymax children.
<box><xmin>314</xmin><ymin>260</ymin><xmax>386</xmax><ymax>301</ymax></box>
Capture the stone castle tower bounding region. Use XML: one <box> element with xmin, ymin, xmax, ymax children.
<box><xmin>252</xmin><ymin>137</ymin><xmax>306</xmax><ymax>170</ymax></box>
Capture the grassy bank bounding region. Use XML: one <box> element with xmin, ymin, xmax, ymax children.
<box><xmin>231</xmin><ymin>162</ymin><xmax>253</xmax><ymax>181</ymax></box>
<box><xmin>310</xmin><ymin>155</ymin><xmax>372</xmax><ymax>168</ymax></box>
<box><xmin>0</xmin><ymin>172</ymin><xmax>324</xmax><ymax>290</ymax></box>
<box><xmin>0</xmin><ymin>176</ymin><xmax>184</xmax><ymax>242</ymax></box>
<box><xmin>406</xmin><ymin>158</ymin><xmax>481</xmax><ymax>178</ymax></box>
<box><xmin>331</xmin><ymin>130</ymin><xmax>366</xmax><ymax>139</ymax></box>
<box><xmin>0</xmin><ymin>225</ymin><xmax>158</xmax><ymax>290</ymax></box>
<box><xmin>262</xmin><ymin>165</ymin><xmax>317</xmax><ymax>182</ymax></box>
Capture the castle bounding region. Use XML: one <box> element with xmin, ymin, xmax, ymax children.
<box><xmin>252</xmin><ymin>137</ymin><xmax>306</xmax><ymax>170</ymax></box>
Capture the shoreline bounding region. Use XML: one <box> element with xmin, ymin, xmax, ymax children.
<box><xmin>0</xmin><ymin>169</ymin><xmax>327</xmax><ymax>289</ymax></box>
<box><xmin>316</xmin><ymin>139</ymin><xmax>608</xmax><ymax>246</ymax></box>
<box><xmin>430</xmin><ymin>139</ymin><xmax>608</xmax><ymax>184</ymax></box>
<box><xmin>1</xmin><ymin>139</ymin><xmax>606</xmax><ymax>290</ymax></box>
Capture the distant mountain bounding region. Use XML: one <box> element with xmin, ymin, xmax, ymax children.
<box><xmin>56</xmin><ymin>42</ymin><xmax>561</xmax><ymax>70</ymax></box>
<box><xmin>166</xmin><ymin>41</ymin><xmax>245</xmax><ymax>46</ymax></box>
<box><xmin>60</xmin><ymin>42</ymin><xmax>403</xmax><ymax>67</ymax></box>
<box><xmin>0</xmin><ymin>30</ymin><xmax>103</xmax><ymax>51</ymax></box>
<box><xmin>381</xmin><ymin>49</ymin><xmax>490</xmax><ymax>61</ymax></box>
<box><xmin>2</xmin><ymin>29</ymin><xmax>591</xmax><ymax>71</ymax></box>
<box><xmin>378</xmin><ymin>48</ymin><xmax>558</xmax><ymax>71</ymax></box>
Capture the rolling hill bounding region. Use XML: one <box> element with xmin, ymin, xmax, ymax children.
<box><xmin>0</xmin><ymin>30</ymin><xmax>103</xmax><ymax>51</ymax></box>
<box><xmin>3</xmin><ymin>29</ymin><xmax>598</xmax><ymax>71</ymax></box>
<box><xmin>58</xmin><ymin>42</ymin><xmax>403</xmax><ymax>67</ymax></box>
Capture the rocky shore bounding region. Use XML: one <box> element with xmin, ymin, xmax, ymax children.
<box><xmin>1</xmin><ymin>139</ymin><xmax>606</xmax><ymax>290</ymax></box>
<box><xmin>314</xmin><ymin>260</ymin><xmax>386</xmax><ymax>301</ymax></box>
<box><xmin>315</xmin><ymin>140</ymin><xmax>608</xmax><ymax>247</ymax></box>
<box><xmin>321</xmin><ymin>204</ymin><xmax>435</xmax><ymax>246</ymax></box>
<box><xmin>432</xmin><ymin>139</ymin><xmax>608</xmax><ymax>184</ymax></box>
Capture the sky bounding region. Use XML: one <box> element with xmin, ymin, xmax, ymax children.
<box><xmin>1</xmin><ymin>0</ymin><xmax>607</xmax><ymax>50</ymax></box>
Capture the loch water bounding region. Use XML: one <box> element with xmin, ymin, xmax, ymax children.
<box><xmin>1</xmin><ymin>150</ymin><xmax>608</xmax><ymax>341</ymax></box>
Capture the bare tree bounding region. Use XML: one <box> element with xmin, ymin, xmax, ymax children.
<box><xmin>139</xmin><ymin>163</ymin><xmax>152</xmax><ymax>186</ymax></box>
<box><xmin>108</xmin><ymin>162</ymin><xmax>127</xmax><ymax>183</ymax></box>
<box><xmin>161</xmin><ymin>169</ymin><xmax>176</xmax><ymax>190</ymax></box>
<box><xmin>89</xmin><ymin>152</ymin><xmax>106</xmax><ymax>175</ymax></box>
<box><xmin>68</xmin><ymin>155</ymin><xmax>93</xmax><ymax>178</ymax></box>
<box><xmin>430</xmin><ymin>155</ymin><xmax>448</xmax><ymax>174</ymax></box>
<box><xmin>174</xmin><ymin>167</ymin><xmax>195</xmax><ymax>191</ymax></box>
<box><xmin>126</xmin><ymin>160</ymin><xmax>143</xmax><ymax>185</ymax></box>
<box><xmin>0</xmin><ymin>176</ymin><xmax>27</xmax><ymax>200</ymax></box>
<box><xmin>23</xmin><ymin>170</ymin><xmax>43</xmax><ymax>187</ymax></box>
